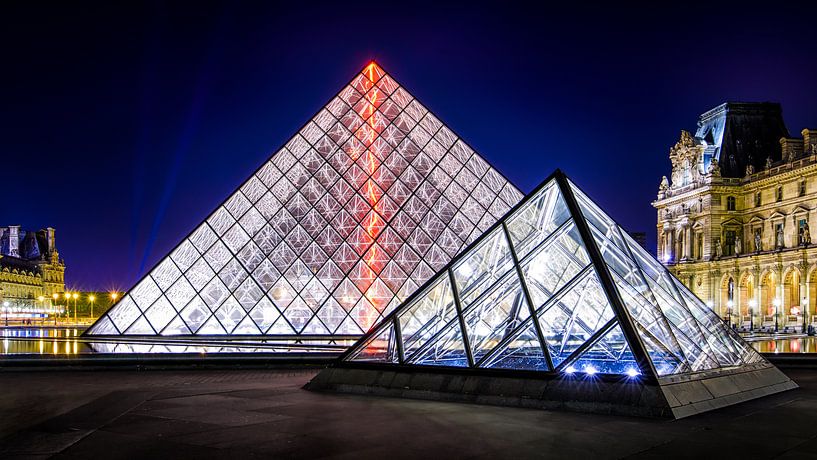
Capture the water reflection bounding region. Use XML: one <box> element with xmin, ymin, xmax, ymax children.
<box><xmin>0</xmin><ymin>327</ymin><xmax>351</xmax><ymax>356</ymax></box>
<box><xmin>747</xmin><ymin>336</ymin><xmax>817</xmax><ymax>353</ymax></box>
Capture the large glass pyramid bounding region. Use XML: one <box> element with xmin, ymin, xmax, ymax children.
<box><xmin>86</xmin><ymin>62</ymin><xmax>523</xmax><ymax>341</ymax></box>
<box><xmin>341</xmin><ymin>171</ymin><xmax>770</xmax><ymax>378</ymax></box>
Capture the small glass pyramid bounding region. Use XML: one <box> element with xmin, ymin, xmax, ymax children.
<box><xmin>85</xmin><ymin>62</ymin><xmax>523</xmax><ymax>341</ymax></box>
<box><xmin>344</xmin><ymin>170</ymin><xmax>766</xmax><ymax>378</ymax></box>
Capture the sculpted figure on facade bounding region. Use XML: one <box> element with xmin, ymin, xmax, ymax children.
<box><xmin>735</xmin><ymin>234</ymin><xmax>742</xmax><ymax>255</ymax></box>
<box><xmin>802</xmin><ymin>222</ymin><xmax>811</xmax><ymax>246</ymax></box>
<box><xmin>776</xmin><ymin>226</ymin><xmax>785</xmax><ymax>249</ymax></box>
<box><xmin>755</xmin><ymin>230</ymin><xmax>762</xmax><ymax>252</ymax></box>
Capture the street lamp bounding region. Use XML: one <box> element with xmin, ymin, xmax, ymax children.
<box><xmin>65</xmin><ymin>293</ymin><xmax>71</xmax><ymax>324</ymax></box>
<box><xmin>726</xmin><ymin>300</ymin><xmax>734</xmax><ymax>327</ymax></box>
<box><xmin>773</xmin><ymin>298</ymin><xmax>781</xmax><ymax>332</ymax></box>
<box><xmin>89</xmin><ymin>295</ymin><xmax>96</xmax><ymax>320</ymax></box>
<box><xmin>52</xmin><ymin>293</ymin><xmax>59</xmax><ymax>325</ymax></box>
<box><xmin>3</xmin><ymin>301</ymin><xmax>8</xmax><ymax>327</ymax></box>
<box><xmin>38</xmin><ymin>296</ymin><xmax>45</xmax><ymax>326</ymax></box>
<box><xmin>72</xmin><ymin>292</ymin><xmax>79</xmax><ymax>323</ymax></box>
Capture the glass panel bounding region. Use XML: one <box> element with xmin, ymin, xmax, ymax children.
<box><xmin>124</xmin><ymin>316</ymin><xmax>155</xmax><ymax>335</ymax></box>
<box><xmin>452</xmin><ymin>228</ymin><xmax>514</xmax><ymax>308</ymax></box>
<box><xmin>108</xmin><ymin>295</ymin><xmax>140</xmax><ymax>332</ymax></box>
<box><xmin>505</xmin><ymin>181</ymin><xmax>570</xmax><ymax>259</ymax></box>
<box><xmin>406</xmin><ymin>320</ymin><xmax>469</xmax><ymax>368</ymax></box>
<box><xmin>481</xmin><ymin>319</ymin><xmax>549</xmax><ymax>371</ymax></box>
<box><xmin>398</xmin><ymin>275</ymin><xmax>457</xmax><ymax>359</ymax></box>
<box><xmin>348</xmin><ymin>320</ymin><xmax>399</xmax><ymax>363</ymax></box>
<box><xmin>612</xmin><ymin>271</ymin><xmax>688</xmax><ymax>375</ymax></box>
<box><xmin>144</xmin><ymin>296</ymin><xmax>176</xmax><ymax>333</ymax></box>
<box><xmin>87</xmin><ymin>316</ymin><xmax>118</xmax><ymax>335</ymax></box>
<box><xmin>462</xmin><ymin>270</ymin><xmax>530</xmax><ymax>363</ymax></box>
<box><xmin>564</xmin><ymin>324</ymin><xmax>639</xmax><ymax>375</ymax></box>
<box><xmin>520</xmin><ymin>221</ymin><xmax>590</xmax><ymax>308</ymax></box>
<box><xmin>537</xmin><ymin>269</ymin><xmax>616</xmax><ymax>368</ymax></box>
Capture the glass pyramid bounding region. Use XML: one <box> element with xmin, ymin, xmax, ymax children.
<box><xmin>344</xmin><ymin>170</ymin><xmax>766</xmax><ymax>378</ymax></box>
<box><xmin>86</xmin><ymin>62</ymin><xmax>523</xmax><ymax>340</ymax></box>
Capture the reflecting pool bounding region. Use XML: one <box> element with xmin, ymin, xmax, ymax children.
<box><xmin>1</xmin><ymin>327</ymin><xmax>349</xmax><ymax>356</ymax></box>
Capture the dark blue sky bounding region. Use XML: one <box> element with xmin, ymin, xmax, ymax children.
<box><xmin>3</xmin><ymin>1</ymin><xmax>817</xmax><ymax>291</ymax></box>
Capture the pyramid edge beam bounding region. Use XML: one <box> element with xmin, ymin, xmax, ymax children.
<box><xmin>554</xmin><ymin>173</ymin><xmax>657</xmax><ymax>380</ymax></box>
<box><xmin>83</xmin><ymin>61</ymin><xmax>525</xmax><ymax>339</ymax></box>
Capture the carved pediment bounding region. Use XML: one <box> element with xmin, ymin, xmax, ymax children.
<box><xmin>669</xmin><ymin>130</ymin><xmax>705</xmax><ymax>188</ymax></box>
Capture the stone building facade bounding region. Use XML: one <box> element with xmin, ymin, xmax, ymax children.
<box><xmin>0</xmin><ymin>226</ymin><xmax>65</xmax><ymax>308</ymax></box>
<box><xmin>653</xmin><ymin>102</ymin><xmax>817</xmax><ymax>332</ymax></box>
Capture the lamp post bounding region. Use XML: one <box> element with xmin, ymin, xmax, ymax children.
<box><xmin>89</xmin><ymin>295</ymin><xmax>96</xmax><ymax>321</ymax></box>
<box><xmin>64</xmin><ymin>293</ymin><xmax>71</xmax><ymax>325</ymax></box>
<box><xmin>726</xmin><ymin>300</ymin><xmax>734</xmax><ymax>328</ymax></box>
<box><xmin>52</xmin><ymin>293</ymin><xmax>58</xmax><ymax>325</ymax></box>
<box><xmin>72</xmin><ymin>292</ymin><xmax>78</xmax><ymax>324</ymax></box>
<box><xmin>38</xmin><ymin>296</ymin><xmax>45</xmax><ymax>326</ymax></box>
<box><xmin>773</xmin><ymin>298</ymin><xmax>781</xmax><ymax>332</ymax></box>
<box><xmin>3</xmin><ymin>301</ymin><xmax>8</xmax><ymax>327</ymax></box>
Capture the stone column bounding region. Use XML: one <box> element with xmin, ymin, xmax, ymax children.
<box><xmin>776</xmin><ymin>265</ymin><xmax>784</xmax><ymax>330</ymax></box>
<box><xmin>684</xmin><ymin>226</ymin><xmax>693</xmax><ymax>260</ymax></box>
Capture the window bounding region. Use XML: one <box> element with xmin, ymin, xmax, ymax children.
<box><xmin>726</xmin><ymin>196</ymin><xmax>736</xmax><ymax>211</ymax></box>
<box><xmin>724</xmin><ymin>230</ymin><xmax>736</xmax><ymax>256</ymax></box>
<box><xmin>800</xmin><ymin>180</ymin><xmax>806</xmax><ymax>197</ymax></box>
<box><xmin>696</xmin><ymin>233</ymin><xmax>703</xmax><ymax>259</ymax></box>
<box><xmin>776</xmin><ymin>186</ymin><xmax>783</xmax><ymax>202</ymax></box>
<box><xmin>755</xmin><ymin>191</ymin><xmax>761</xmax><ymax>207</ymax></box>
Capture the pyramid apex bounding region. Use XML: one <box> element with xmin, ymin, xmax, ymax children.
<box><xmin>362</xmin><ymin>61</ymin><xmax>386</xmax><ymax>83</ymax></box>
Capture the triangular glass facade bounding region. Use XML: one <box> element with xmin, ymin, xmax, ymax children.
<box><xmin>86</xmin><ymin>62</ymin><xmax>523</xmax><ymax>340</ymax></box>
<box><xmin>344</xmin><ymin>172</ymin><xmax>765</xmax><ymax>377</ymax></box>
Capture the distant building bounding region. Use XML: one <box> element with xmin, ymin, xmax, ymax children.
<box><xmin>0</xmin><ymin>226</ymin><xmax>65</xmax><ymax>309</ymax></box>
<box><xmin>653</xmin><ymin>102</ymin><xmax>817</xmax><ymax>332</ymax></box>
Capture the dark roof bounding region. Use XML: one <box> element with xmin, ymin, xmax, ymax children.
<box><xmin>0</xmin><ymin>255</ymin><xmax>42</xmax><ymax>275</ymax></box>
<box><xmin>695</xmin><ymin>102</ymin><xmax>790</xmax><ymax>178</ymax></box>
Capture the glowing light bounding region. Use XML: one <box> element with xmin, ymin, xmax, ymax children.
<box><xmin>626</xmin><ymin>368</ymin><xmax>640</xmax><ymax>378</ymax></box>
<box><xmin>773</xmin><ymin>298</ymin><xmax>781</xmax><ymax>308</ymax></box>
<box><xmin>564</xmin><ymin>365</ymin><xmax>576</xmax><ymax>374</ymax></box>
<box><xmin>584</xmin><ymin>365</ymin><xmax>597</xmax><ymax>376</ymax></box>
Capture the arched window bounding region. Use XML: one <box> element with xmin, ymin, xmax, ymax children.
<box><xmin>726</xmin><ymin>196</ymin><xmax>736</xmax><ymax>211</ymax></box>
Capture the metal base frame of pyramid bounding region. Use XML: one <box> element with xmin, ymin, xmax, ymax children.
<box><xmin>84</xmin><ymin>62</ymin><xmax>522</xmax><ymax>349</ymax></box>
<box><xmin>306</xmin><ymin>170</ymin><xmax>797</xmax><ymax>419</ymax></box>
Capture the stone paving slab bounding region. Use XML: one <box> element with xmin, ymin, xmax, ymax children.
<box><xmin>0</xmin><ymin>368</ymin><xmax>814</xmax><ymax>459</ymax></box>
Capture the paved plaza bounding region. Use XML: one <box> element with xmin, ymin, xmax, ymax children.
<box><xmin>1</xmin><ymin>367</ymin><xmax>815</xmax><ymax>459</ymax></box>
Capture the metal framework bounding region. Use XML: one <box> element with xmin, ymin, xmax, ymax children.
<box><xmin>85</xmin><ymin>62</ymin><xmax>522</xmax><ymax>341</ymax></box>
<box><xmin>342</xmin><ymin>170</ymin><xmax>766</xmax><ymax>378</ymax></box>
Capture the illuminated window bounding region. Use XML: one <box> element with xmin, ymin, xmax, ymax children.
<box><xmin>726</xmin><ymin>196</ymin><xmax>736</xmax><ymax>211</ymax></box>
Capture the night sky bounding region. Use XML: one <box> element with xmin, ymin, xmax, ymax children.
<box><xmin>3</xmin><ymin>1</ymin><xmax>817</xmax><ymax>291</ymax></box>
